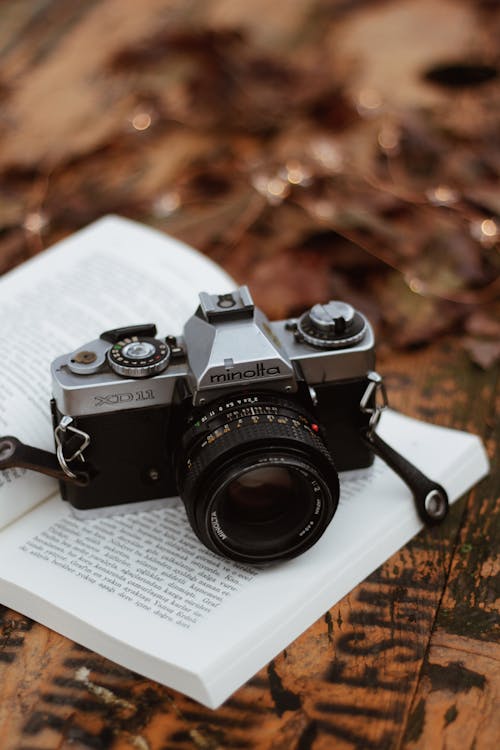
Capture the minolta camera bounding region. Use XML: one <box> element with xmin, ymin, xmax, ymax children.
<box><xmin>48</xmin><ymin>286</ymin><xmax>380</xmax><ymax>563</ymax></box>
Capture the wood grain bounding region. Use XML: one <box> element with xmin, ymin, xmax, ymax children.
<box><xmin>0</xmin><ymin>342</ymin><xmax>497</xmax><ymax>750</ymax></box>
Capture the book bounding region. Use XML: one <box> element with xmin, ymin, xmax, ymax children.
<box><xmin>0</xmin><ymin>217</ymin><xmax>490</xmax><ymax>708</ymax></box>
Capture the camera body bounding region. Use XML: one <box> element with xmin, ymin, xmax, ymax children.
<box><xmin>51</xmin><ymin>287</ymin><xmax>376</xmax><ymax>562</ymax></box>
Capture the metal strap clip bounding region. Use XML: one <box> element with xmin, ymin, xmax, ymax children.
<box><xmin>359</xmin><ymin>371</ymin><xmax>448</xmax><ymax>524</ymax></box>
<box><xmin>54</xmin><ymin>416</ymin><xmax>90</xmax><ymax>480</ymax></box>
<box><xmin>360</xmin><ymin>371</ymin><xmax>389</xmax><ymax>437</ymax></box>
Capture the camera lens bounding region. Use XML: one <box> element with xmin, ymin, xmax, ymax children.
<box><xmin>177</xmin><ymin>394</ymin><xmax>339</xmax><ymax>563</ymax></box>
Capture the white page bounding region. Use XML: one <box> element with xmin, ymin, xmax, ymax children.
<box><xmin>0</xmin><ymin>410</ymin><xmax>489</xmax><ymax>707</ymax></box>
<box><xmin>0</xmin><ymin>216</ymin><xmax>234</xmax><ymax>527</ymax></box>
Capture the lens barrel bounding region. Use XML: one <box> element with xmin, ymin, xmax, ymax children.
<box><xmin>177</xmin><ymin>393</ymin><xmax>339</xmax><ymax>563</ymax></box>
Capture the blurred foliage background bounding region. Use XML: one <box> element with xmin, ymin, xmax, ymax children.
<box><xmin>0</xmin><ymin>0</ymin><xmax>499</xmax><ymax>365</ymax></box>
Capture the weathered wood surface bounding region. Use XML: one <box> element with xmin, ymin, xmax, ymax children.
<box><xmin>0</xmin><ymin>343</ymin><xmax>497</xmax><ymax>749</ymax></box>
<box><xmin>0</xmin><ymin>1</ymin><xmax>498</xmax><ymax>748</ymax></box>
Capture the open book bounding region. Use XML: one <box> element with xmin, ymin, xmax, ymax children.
<box><xmin>0</xmin><ymin>217</ymin><xmax>489</xmax><ymax>708</ymax></box>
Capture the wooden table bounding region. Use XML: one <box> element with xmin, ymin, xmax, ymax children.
<box><xmin>0</xmin><ymin>2</ymin><xmax>498</xmax><ymax>748</ymax></box>
<box><xmin>0</xmin><ymin>342</ymin><xmax>497</xmax><ymax>749</ymax></box>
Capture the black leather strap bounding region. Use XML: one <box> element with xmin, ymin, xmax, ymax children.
<box><xmin>0</xmin><ymin>436</ymin><xmax>90</xmax><ymax>486</ymax></box>
<box><xmin>362</xmin><ymin>429</ymin><xmax>449</xmax><ymax>525</ymax></box>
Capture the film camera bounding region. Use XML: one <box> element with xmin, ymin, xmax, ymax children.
<box><xmin>49</xmin><ymin>287</ymin><xmax>381</xmax><ymax>563</ymax></box>
<box><xmin>0</xmin><ymin>286</ymin><xmax>448</xmax><ymax>564</ymax></box>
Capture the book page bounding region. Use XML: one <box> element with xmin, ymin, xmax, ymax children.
<box><xmin>0</xmin><ymin>216</ymin><xmax>234</xmax><ymax>527</ymax></box>
<box><xmin>0</xmin><ymin>410</ymin><xmax>489</xmax><ymax>707</ymax></box>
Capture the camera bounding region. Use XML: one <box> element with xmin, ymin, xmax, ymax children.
<box><xmin>50</xmin><ymin>286</ymin><xmax>376</xmax><ymax>564</ymax></box>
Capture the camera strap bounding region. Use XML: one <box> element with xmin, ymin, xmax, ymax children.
<box><xmin>360</xmin><ymin>372</ymin><xmax>449</xmax><ymax>525</ymax></box>
<box><xmin>0</xmin><ymin>435</ymin><xmax>91</xmax><ymax>486</ymax></box>
<box><xmin>0</xmin><ymin>371</ymin><xmax>450</xmax><ymax>524</ymax></box>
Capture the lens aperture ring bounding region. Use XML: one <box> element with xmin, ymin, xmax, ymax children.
<box><xmin>181</xmin><ymin>393</ymin><xmax>324</xmax><ymax>456</ymax></box>
<box><xmin>183</xmin><ymin>417</ymin><xmax>332</xmax><ymax>497</ymax></box>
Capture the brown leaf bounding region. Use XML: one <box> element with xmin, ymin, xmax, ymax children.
<box><xmin>373</xmin><ymin>272</ymin><xmax>466</xmax><ymax>348</ymax></box>
<box><xmin>463</xmin><ymin>337</ymin><xmax>500</xmax><ymax>369</ymax></box>
<box><xmin>242</xmin><ymin>249</ymin><xmax>332</xmax><ymax>320</ymax></box>
<box><xmin>465</xmin><ymin>311</ymin><xmax>500</xmax><ymax>338</ymax></box>
<box><xmin>108</xmin><ymin>28</ymin><xmax>244</xmax><ymax>72</ymax></box>
<box><xmin>423</xmin><ymin>62</ymin><xmax>498</xmax><ymax>89</ymax></box>
<box><xmin>463</xmin><ymin>186</ymin><xmax>500</xmax><ymax>217</ymax></box>
<box><xmin>411</xmin><ymin>230</ymin><xmax>489</xmax><ymax>294</ymax></box>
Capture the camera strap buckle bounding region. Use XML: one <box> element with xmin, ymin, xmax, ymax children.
<box><xmin>54</xmin><ymin>417</ymin><xmax>90</xmax><ymax>481</ymax></box>
<box><xmin>360</xmin><ymin>371</ymin><xmax>449</xmax><ymax>526</ymax></box>
<box><xmin>360</xmin><ymin>371</ymin><xmax>388</xmax><ymax>437</ymax></box>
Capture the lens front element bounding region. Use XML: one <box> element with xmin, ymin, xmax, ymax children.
<box><xmin>210</xmin><ymin>459</ymin><xmax>329</xmax><ymax>559</ymax></box>
<box><xmin>223</xmin><ymin>466</ymin><xmax>294</xmax><ymax>525</ymax></box>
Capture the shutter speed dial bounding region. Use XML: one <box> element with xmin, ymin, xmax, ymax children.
<box><xmin>108</xmin><ymin>337</ymin><xmax>170</xmax><ymax>378</ymax></box>
<box><xmin>297</xmin><ymin>301</ymin><xmax>367</xmax><ymax>349</ymax></box>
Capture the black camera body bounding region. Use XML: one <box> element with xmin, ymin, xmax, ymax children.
<box><xmin>51</xmin><ymin>287</ymin><xmax>376</xmax><ymax>563</ymax></box>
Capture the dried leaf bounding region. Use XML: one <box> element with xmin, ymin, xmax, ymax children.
<box><xmin>0</xmin><ymin>0</ymin><xmax>499</xmax><ymax>358</ymax></box>
<box><xmin>463</xmin><ymin>338</ymin><xmax>500</xmax><ymax>369</ymax></box>
<box><xmin>373</xmin><ymin>272</ymin><xmax>466</xmax><ymax>348</ymax></box>
<box><xmin>423</xmin><ymin>62</ymin><xmax>498</xmax><ymax>89</ymax></box>
<box><xmin>465</xmin><ymin>311</ymin><xmax>500</xmax><ymax>338</ymax></box>
<box><xmin>236</xmin><ymin>248</ymin><xmax>332</xmax><ymax>320</ymax></box>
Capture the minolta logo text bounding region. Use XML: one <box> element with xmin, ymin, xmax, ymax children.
<box><xmin>210</xmin><ymin>363</ymin><xmax>281</xmax><ymax>384</ymax></box>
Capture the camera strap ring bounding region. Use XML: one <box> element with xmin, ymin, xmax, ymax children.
<box><xmin>360</xmin><ymin>371</ymin><xmax>388</xmax><ymax>437</ymax></box>
<box><xmin>360</xmin><ymin>371</ymin><xmax>449</xmax><ymax>526</ymax></box>
<box><xmin>54</xmin><ymin>416</ymin><xmax>90</xmax><ymax>481</ymax></box>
